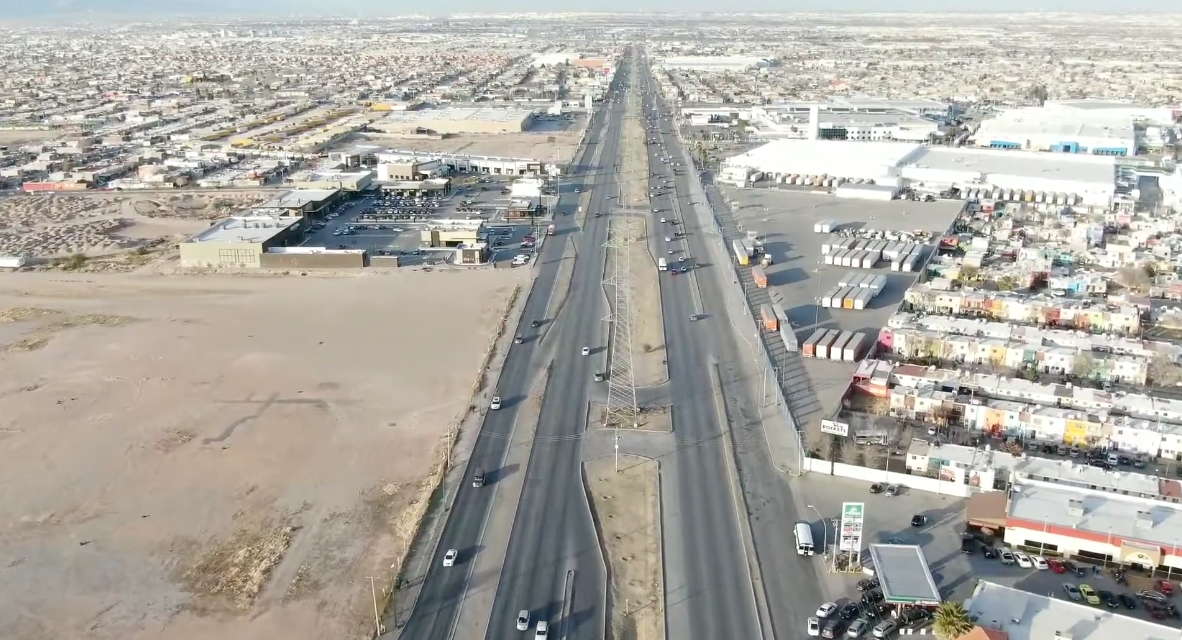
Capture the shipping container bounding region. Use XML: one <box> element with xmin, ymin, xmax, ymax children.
<box><xmin>752</xmin><ymin>266</ymin><xmax>768</xmax><ymax>288</ymax></box>
<box><xmin>801</xmin><ymin>328</ymin><xmax>830</xmax><ymax>357</ymax></box>
<box><xmin>760</xmin><ymin>304</ymin><xmax>778</xmax><ymax>332</ymax></box>
<box><xmin>830</xmin><ymin>286</ymin><xmax>852</xmax><ymax>309</ymax></box>
<box><xmin>846</xmin><ymin>251</ymin><xmax>864</xmax><ymax>268</ymax></box>
<box><xmin>779</xmin><ymin>325</ymin><xmax>799</xmax><ymax>353</ymax></box>
<box><xmin>815</xmin><ymin>331</ymin><xmax>840</xmax><ymax>360</ymax></box>
<box><xmin>829</xmin><ymin>331</ymin><xmax>855</xmax><ymax>361</ymax></box>
<box><xmin>843</xmin><ymin>333</ymin><xmax>866</xmax><ymax>361</ymax></box>
<box><xmin>821</xmin><ymin>241</ymin><xmax>833</xmax><ymax>255</ymax></box>
<box><xmin>867</xmin><ymin>274</ymin><xmax>886</xmax><ymax>291</ymax></box>
<box><xmin>861</xmin><ymin>251</ymin><xmax>880</xmax><ymax>269</ymax></box>
<box><xmin>823</xmin><ymin>249</ymin><xmax>840</xmax><ymax>266</ymax></box>
<box><xmin>772</xmin><ymin>303</ymin><xmax>790</xmax><ymax>327</ymax></box>
<box><xmin>842</xmin><ymin>288</ymin><xmax>857</xmax><ymax>309</ymax></box>
<box><xmin>831</xmin><ymin>250</ymin><xmax>846</xmax><ymax>267</ymax></box>
<box><xmin>837</xmin><ymin>273</ymin><xmax>856</xmax><ymax>288</ymax></box>
<box><xmin>853</xmin><ymin>289</ymin><xmax>873</xmax><ymax>310</ymax></box>
<box><xmin>819</xmin><ymin>286</ymin><xmax>841</xmax><ymax>308</ymax></box>
<box><xmin>815</xmin><ymin>220</ymin><xmax>836</xmax><ymax>233</ymax></box>
<box><xmin>855</xmin><ymin>239</ymin><xmax>871</xmax><ymax>251</ymax></box>
<box><xmin>883</xmin><ymin>242</ymin><xmax>901</xmax><ymax>261</ymax></box>
<box><xmin>869</xmin><ymin>240</ymin><xmax>888</xmax><ymax>254</ymax></box>
<box><xmin>902</xmin><ymin>253</ymin><xmax>921</xmax><ymax>273</ymax></box>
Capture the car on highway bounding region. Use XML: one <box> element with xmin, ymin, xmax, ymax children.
<box><xmin>1032</xmin><ymin>556</ymin><xmax>1049</xmax><ymax>570</ymax></box>
<box><xmin>807</xmin><ymin>617</ymin><xmax>821</xmax><ymax>636</ymax></box>
<box><xmin>847</xmin><ymin>619</ymin><xmax>869</xmax><ymax>638</ymax></box>
<box><xmin>817</xmin><ymin>602</ymin><xmax>838</xmax><ymax>618</ymax></box>
<box><xmin>490</xmin><ymin>397</ymin><xmax>502</xmax><ymax>410</ymax></box>
<box><xmin>517</xmin><ymin>610</ymin><xmax>530</xmax><ymax>631</ymax></box>
<box><xmin>472</xmin><ymin>467</ymin><xmax>485</xmax><ymax>488</ymax></box>
<box><xmin>1080</xmin><ymin>584</ymin><xmax>1101</xmax><ymax>605</ymax></box>
<box><xmin>534</xmin><ymin>621</ymin><xmax>548</xmax><ymax>639</ymax></box>
<box><xmin>442</xmin><ymin>549</ymin><xmax>458</xmax><ymax>567</ymax></box>
<box><xmin>1013</xmin><ymin>551</ymin><xmax>1033</xmax><ymax>568</ymax></box>
<box><xmin>581</xmin><ymin>346</ymin><xmax>590</xmax><ymax>356</ymax></box>
<box><xmin>1062</xmin><ymin>583</ymin><xmax>1082</xmax><ymax>601</ymax></box>
<box><xmin>515</xmin><ymin>335</ymin><xmax>524</xmax><ymax>344</ymax></box>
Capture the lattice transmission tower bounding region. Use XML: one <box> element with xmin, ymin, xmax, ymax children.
<box><xmin>602</xmin><ymin>191</ymin><xmax>641</xmax><ymax>429</ymax></box>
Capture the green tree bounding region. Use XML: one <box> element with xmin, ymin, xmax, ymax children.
<box><xmin>932</xmin><ymin>601</ymin><xmax>974</xmax><ymax>640</ymax></box>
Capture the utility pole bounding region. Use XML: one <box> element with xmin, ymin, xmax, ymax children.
<box><xmin>614</xmin><ymin>427</ymin><xmax>621</xmax><ymax>473</ymax></box>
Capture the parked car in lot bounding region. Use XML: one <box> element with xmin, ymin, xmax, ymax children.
<box><xmin>1079</xmin><ymin>584</ymin><xmax>1101</xmax><ymax>605</ymax></box>
<box><xmin>1099</xmin><ymin>589</ymin><xmax>1120</xmax><ymax>609</ymax></box>
<box><xmin>1013</xmin><ymin>551</ymin><xmax>1033</xmax><ymax>568</ymax></box>
<box><xmin>1062</xmin><ymin>583</ymin><xmax>1082</xmax><ymax>600</ymax></box>
<box><xmin>807</xmin><ymin>617</ymin><xmax>821</xmax><ymax>636</ymax></box>
<box><xmin>816</xmin><ymin>603</ymin><xmax>838</xmax><ymax>618</ymax></box>
<box><xmin>856</xmin><ymin>578</ymin><xmax>879</xmax><ymax>591</ymax></box>
<box><xmin>1119</xmin><ymin>593</ymin><xmax>1138</xmax><ymax>609</ymax></box>
<box><xmin>1047</xmin><ymin>559</ymin><xmax>1065</xmax><ymax>573</ymax></box>
<box><xmin>981</xmin><ymin>546</ymin><xmax>997</xmax><ymax>559</ymax></box>
<box><xmin>1000</xmin><ymin>550</ymin><xmax>1015</xmax><ymax>565</ymax></box>
<box><xmin>869</xmin><ymin>483</ymin><xmax>883</xmax><ymax>494</ymax></box>
<box><xmin>1032</xmin><ymin>556</ymin><xmax>1049</xmax><ymax>570</ymax></box>
<box><xmin>884</xmin><ymin>484</ymin><xmax>900</xmax><ymax>497</ymax></box>
<box><xmin>847</xmin><ymin>619</ymin><xmax>869</xmax><ymax>638</ymax></box>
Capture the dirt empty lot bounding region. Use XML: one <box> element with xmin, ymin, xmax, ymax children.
<box><xmin>586</xmin><ymin>456</ymin><xmax>663</xmax><ymax>640</ymax></box>
<box><xmin>606</xmin><ymin>217</ymin><xmax>667</xmax><ymax>388</ymax></box>
<box><xmin>0</xmin><ymin>269</ymin><xmax>525</xmax><ymax>640</ymax></box>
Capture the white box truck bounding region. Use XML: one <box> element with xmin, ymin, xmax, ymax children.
<box><xmin>658</xmin><ymin>257</ymin><xmax>668</xmax><ymax>271</ymax></box>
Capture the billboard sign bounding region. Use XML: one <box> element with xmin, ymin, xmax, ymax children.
<box><xmin>839</xmin><ymin>502</ymin><xmax>865</xmax><ymax>552</ymax></box>
<box><xmin>820</xmin><ymin>420</ymin><xmax>850</xmax><ymax>437</ymax></box>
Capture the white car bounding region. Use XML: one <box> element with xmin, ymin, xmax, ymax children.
<box><xmin>442</xmin><ymin>549</ymin><xmax>458</xmax><ymax>567</ymax></box>
<box><xmin>581</xmin><ymin>346</ymin><xmax>590</xmax><ymax>356</ymax></box>
<box><xmin>490</xmin><ymin>397</ymin><xmax>502</xmax><ymax>410</ymax></box>
<box><xmin>1014</xmin><ymin>551</ymin><xmax>1033</xmax><ymax>568</ymax></box>
<box><xmin>535</xmin><ymin>621</ymin><xmax>548</xmax><ymax>639</ymax></box>
<box><xmin>665</xmin><ymin>236</ymin><xmax>671</xmax><ymax>242</ymax></box>
<box><xmin>1032</xmin><ymin>555</ymin><xmax>1049</xmax><ymax>570</ymax></box>
<box><xmin>807</xmin><ymin>617</ymin><xmax>821</xmax><ymax>636</ymax></box>
<box><xmin>517</xmin><ymin>610</ymin><xmax>530</xmax><ymax>631</ymax></box>
<box><xmin>816</xmin><ymin>602</ymin><xmax>838</xmax><ymax>618</ymax></box>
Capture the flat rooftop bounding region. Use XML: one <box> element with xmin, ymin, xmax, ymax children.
<box><xmin>902</xmin><ymin>147</ymin><xmax>1118</xmax><ymax>186</ymax></box>
<box><xmin>967</xmin><ymin>581</ymin><xmax>1176</xmax><ymax>640</ymax></box>
<box><xmin>183</xmin><ymin>214</ymin><xmax>300</xmax><ymax>245</ymax></box>
<box><xmin>259</xmin><ymin>189</ymin><xmax>340</xmax><ymax>209</ymax></box>
<box><xmin>382</xmin><ymin>107</ymin><xmax>535</xmax><ymax>124</ymax></box>
<box><xmin>866</xmin><ymin>544</ymin><xmax>941</xmax><ymax>605</ymax></box>
<box><xmin>1008</xmin><ymin>482</ymin><xmax>1182</xmax><ymax>549</ymax></box>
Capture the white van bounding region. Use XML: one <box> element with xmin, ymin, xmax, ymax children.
<box><xmin>657</xmin><ymin>257</ymin><xmax>668</xmax><ymax>271</ymax></box>
<box><xmin>794</xmin><ymin>522</ymin><xmax>815</xmax><ymax>556</ymax></box>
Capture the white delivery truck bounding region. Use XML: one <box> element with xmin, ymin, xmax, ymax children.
<box><xmin>794</xmin><ymin>522</ymin><xmax>816</xmax><ymax>556</ymax></box>
<box><xmin>658</xmin><ymin>257</ymin><xmax>668</xmax><ymax>271</ymax></box>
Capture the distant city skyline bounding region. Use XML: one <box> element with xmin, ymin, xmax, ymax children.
<box><xmin>4</xmin><ymin>0</ymin><xmax>1182</xmax><ymax>20</ymax></box>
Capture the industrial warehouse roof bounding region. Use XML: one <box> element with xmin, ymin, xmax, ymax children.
<box><xmin>1008</xmin><ymin>482</ymin><xmax>1182</xmax><ymax>550</ymax></box>
<box><xmin>183</xmin><ymin>214</ymin><xmax>300</xmax><ymax>245</ymax></box>
<box><xmin>866</xmin><ymin>544</ymin><xmax>940</xmax><ymax>605</ymax></box>
<box><xmin>259</xmin><ymin>189</ymin><xmax>340</xmax><ymax>209</ymax></box>
<box><xmin>901</xmin><ymin>146</ymin><xmax>1118</xmax><ymax>187</ymax></box>
<box><xmin>381</xmin><ymin>107</ymin><xmax>535</xmax><ymax>124</ymax></box>
<box><xmin>967</xmin><ymin>581</ymin><xmax>1174</xmax><ymax>640</ymax></box>
<box><xmin>724</xmin><ymin>139</ymin><xmax>919</xmax><ymax>181</ymax></box>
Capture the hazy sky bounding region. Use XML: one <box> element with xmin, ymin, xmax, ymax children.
<box><xmin>4</xmin><ymin>0</ymin><xmax>1180</xmax><ymax>18</ymax></box>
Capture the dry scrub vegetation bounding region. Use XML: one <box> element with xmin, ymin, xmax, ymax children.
<box><xmin>0</xmin><ymin>269</ymin><xmax>525</xmax><ymax>640</ymax></box>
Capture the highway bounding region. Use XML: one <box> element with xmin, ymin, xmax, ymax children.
<box><xmin>641</xmin><ymin>52</ymin><xmax>830</xmax><ymax>640</ymax></box>
<box><xmin>396</xmin><ymin>53</ymin><xmax>627</xmax><ymax>640</ymax></box>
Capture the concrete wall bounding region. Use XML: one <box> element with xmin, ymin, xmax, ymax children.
<box><xmin>803</xmin><ymin>457</ymin><xmax>974</xmax><ymax>498</ymax></box>
<box><xmin>259</xmin><ymin>251</ymin><xmax>365</xmax><ymax>269</ymax></box>
<box><xmin>369</xmin><ymin>255</ymin><xmax>401</xmax><ymax>268</ymax></box>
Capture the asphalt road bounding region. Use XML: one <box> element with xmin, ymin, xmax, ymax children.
<box><xmin>639</xmin><ymin>54</ymin><xmax>831</xmax><ymax>640</ymax></box>
<box><xmin>396</xmin><ymin>56</ymin><xmax>626</xmax><ymax>640</ymax></box>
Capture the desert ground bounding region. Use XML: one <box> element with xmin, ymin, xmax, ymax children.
<box><xmin>0</xmin><ymin>268</ymin><xmax>525</xmax><ymax>640</ymax></box>
<box><xmin>0</xmin><ymin>192</ymin><xmax>275</xmax><ymax>262</ymax></box>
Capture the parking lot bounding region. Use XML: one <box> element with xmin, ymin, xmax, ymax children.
<box><xmin>295</xmin><ymin>175</ymin><xmax>547</xmax><ymax>265</ymax></box>
<box><xmin>798</xmin><ymin>475</ymin><xmax>1182</xmax><ymax>633</ymax></box>
<box><xmin>715</xmin><ymin>185</ymin><xmax>962</xmax><ymax>439</ymax></box>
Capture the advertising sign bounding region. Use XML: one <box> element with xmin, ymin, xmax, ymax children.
<box><xmin>839</xmin><ymin>502</ymin><xmax>865</xmax><ymax>552</ymax></box>
<box><xmin>820</xmin><ymin>420</ymin><xmax>850</xmax><ymax>437</ymax></box>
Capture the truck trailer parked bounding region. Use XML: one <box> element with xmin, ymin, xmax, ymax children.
<box><xmin>752</xmin><ymin>266</ymin><xmax>768</xmax><ymax>288</ymax></box>
<box><xmin>815</xmin><ymin>331</ymin><xmax>840</xmax><ymax>360</ymax></box>
<box><xmin>801</xmin><ymin>328</ymin><xmax>831</xmax><ymax>357</ymax></box>
<box><xmin>843</xmin><ymin>333</ymin><xmax>866</xmax><ymax>361</ymax></box>
<box><xmin>732</xmin><ymin>239</ymin><xmax>750</xmax><ymax>266</ymax></box>
<box><xmin>760</xmin><ymin>304</ymin><xmax>778</xmax><ymax>331</ymax></box>
<box><xmin>829</xmin><ymin>331</ymin><xmax>855</xmax><ymax>361</ymax></box>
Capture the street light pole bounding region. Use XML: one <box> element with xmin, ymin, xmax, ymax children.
<box><xmin>808</xmin><ymin>504</ymin><xmax>828</xmax><ymax>569</ymax></box>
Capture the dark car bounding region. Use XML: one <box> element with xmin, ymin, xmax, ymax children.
<box><xmin>982</xmin><ymin>546</ymin><xmax>997</xmax><ymax>559</ymax></box>
<box><xmin>1061</xmin><ymin>560</ymin><xmax>1084</xmax><ymax>577</ymax></box>
<box><xmin>960</xmin><ymin>536</ymin><xmax>976</xmax><ymax>554</ymax></box>
<box><xmin>911</xmin><ymin>514</ymin><xmax>927</xmax><ymax>527</ymax></box>
<box><xmin>1119</xmin><ymin>593</ymin><xmax>1138</xmax><ymax>609</ymax></box>
<box><xmin>869</xmin><ymin>483</ymin><xmax>884</xmax><ymax>494</ymax></box>
<box><xmin>857</xmin><ymin>578</ymin><xmax>880</xmax><ymax>592</ymax></box>
<box><xmin>839</xmin><ymin>603</ymin><xmax>860</xmax><ymax>620</ymax></box>
<box><xmin>530</xmin><ymin>320</ymin><xmax>541</xmax><ymax>328</ymax></box>
<box><xmin>1099</xmin><ymin>590</ymin><xmax>1120</xmax><ymax>609</ymax></box>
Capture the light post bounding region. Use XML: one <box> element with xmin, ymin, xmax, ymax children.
<box><xmin>808</xmin><ymin>504</ymin><xmax>828</xmax><ymax>570</ymax></box>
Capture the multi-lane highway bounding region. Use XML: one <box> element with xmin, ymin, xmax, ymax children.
<box><xmin>402</xmin><ymin>43</ymin><xmax>826</xmax><ymax>640</ymax></box>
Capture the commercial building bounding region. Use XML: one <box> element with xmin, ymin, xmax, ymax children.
<box><xmin>257</xmin><ymin>189</ymin><xmax>343</xmax><ymax>216</ymax></box>
<box><xmin>656</xmin><ymin>56</ymin><xmax>768</xmax><ymax>72</ymax></box>
<box><xmin>371</xmin><ymin>107</ymin><xmax>537</xmax><ymax>135</ymax></box>
<box><xmin>374</xmin><ymin>148</ymin><xmax>543</xmax><ymax>176</ymax></box>
<box><xmin>259</xmin><ymin>247</ymin><xmax>366</xmax><ymax>269</ymax></box>
<box><xmin>179</xmin><ymin>213</ymin><xmax>305</xmax><ymax>268</ymax></box>
<box><xmin>973</xmin><ymin>100</ymin><xmax>1179</xmax><ymax>156</ymax></box>
<box><xmin>722</xmin><ymin>140</ymin><xmax>1120</xmax><ymax>207</ymax></box>
<box><xmin>966</xmin><ymin>581</ymin><xmax>1174</xmax><ymax>640</ymax></box>
<box><xmin>377</xmin><ymin>159</ymin><xmax>443</xmax><ymax>181</ymax></box>
<box><xmin>379</xmin><ymin>177</ymin><xmax>452</xmax><ymax>197</ymax></box>
<box><xmin>866</xmin><ymin>544</ymin><xmax>941</xmax><ymax>606</ymax></box>
<box><xmin>286</xmin><ymin>170</ymin><xmax>373</xmax><ymax>192</ymax></box>
<box><xmin>420</xmin><ymin>219</ymin><xmax>484</xmax><ymax>248</ymax></box>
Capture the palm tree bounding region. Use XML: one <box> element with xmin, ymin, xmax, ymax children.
<box><xmin>932</xmin><ymin>601</ymin><xmax>974</xmax><ymax>640</ymax></box>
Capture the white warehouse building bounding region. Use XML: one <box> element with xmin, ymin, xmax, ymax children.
<box><xmin>722</xmin><ymin>140</ymin><xmax>1119</xmax><ymax>207</ymax></box>
<box><xmin>972</xmin><ymin>100</ymin><xmax>1179</xmax><ymax>156</ymax></box>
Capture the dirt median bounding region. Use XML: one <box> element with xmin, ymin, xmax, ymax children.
<box><xmin>605</xmin><ymin>217</ymin><xmax>667</xmax><ymax>388</ymax></box>
<box><xmin>586</xmin><ymin>456</ymin><xmax>664</xmax><ymax>640</ymax></box>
